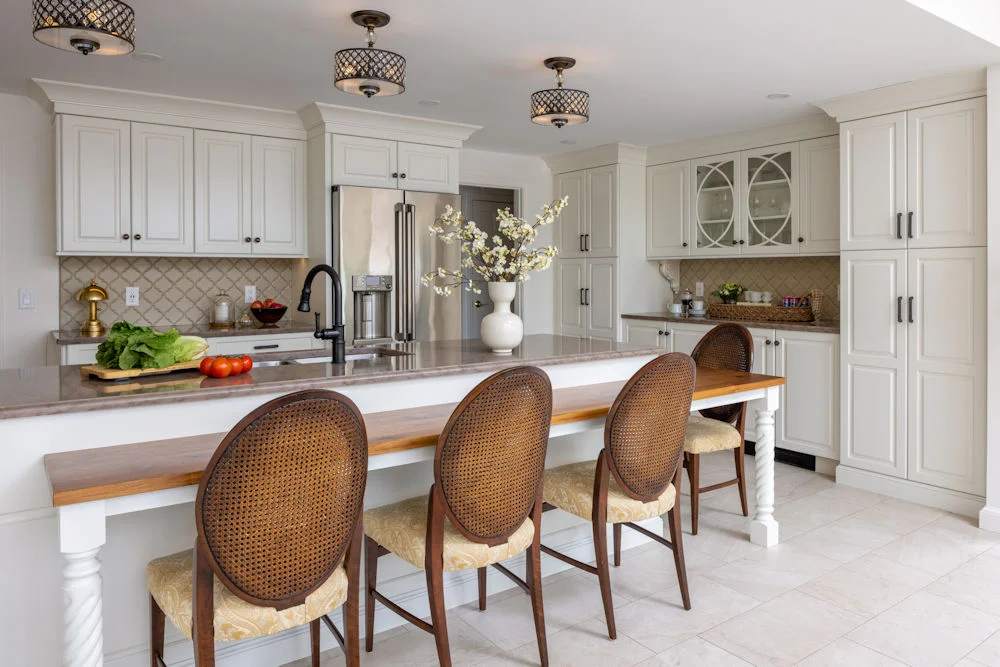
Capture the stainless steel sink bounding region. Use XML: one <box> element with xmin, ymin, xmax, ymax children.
<box><xmin>252</xmin><ymin>360</ymin><xmax>293</xmax><ymax>368</ymax></box>
<box><xmin>253</xmin><ymin>347</ymin><xmax>407</xmax><ymax>367</ymax></box>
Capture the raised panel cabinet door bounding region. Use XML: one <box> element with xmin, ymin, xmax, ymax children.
<box><xmin>742</xmin><ymin>144</ymin><xmax>798</xmax><ymax>256</ymax></box>
<box><xmin>59</xmin><ymin>115</ymin><xmax>131</xmax><ymax>253</ymax></box>
<box><xmin>906</xmin><ymin>98</ymin><xmax>986</xmax><ymax>249</ymax></box>
<box><xmin>906</xmin><ymin>248</ymin><xmax>986</xmax><ymax>494</ymax></box>
<box><xmin>396</xmin><ymin>142</ymin><xmax>459</xmax><ymax>194</ymax></box>
<box><xmin>798</xmin><ymin>136</ymin><xmax>840</xmax><ymax>254</ymax></box>
<box><xmin>194</xmin><ymin>130</ymin><xmax>252</xmax><ymax>255</ymax></box>
<box><xmin>587</xmin><ymin>258</ymin><xmax>619</xmax><ymax>340</ymax></box>
<box><xmin>131</xmin><ymin>123</ymin><xmax>194</xmax><ymax>254</ymax></box>
<box><xmin>667</xmin><ymin>322</ymin><xmax>712</xmax><ymax>356</ymax></box>
<box><xmin>775</xmin><ymin>332</ymin><xmax>840</xmax><ymax>460</ymax></box>
<box><xmin>251</xmin><ymin>137</ymin><xmax>306</xmax><ymax>256</ymax></box>
<box><xmin>586</xmin><ymin>165</ymin><xmax>618</xmax><ymax>257</ymax></box>
<box><xmin>332</xmin><ymin>134</ymin><xmax>398</xmax><ymax>189</ymax></box>
<box><xmin>555</xmin><ymin>170</ymin><xmax>586</xmax><ymax>258</ymax></box>
<box><xmin>624</xmin><ymin>320</ymin><xmax>668</xmax><ymax>349</ymax></box>
<box><xmin>840</xmin><ymin>250</ymin><xmax>907</xmax><ymax>477</ymax></box>
<box><xmin>555</xmin><ymin>258</ymin><xmax>586</xmax><ymax>337</ymax></box>
<box><xmin>691</xmin><ymin>152</ymin><xmax>741</xmax><ymax>256</ymax></box>
<box><xmin>646</xmin><ymin>161</ymin><xmax>690</xmax><ymax>258</ymax></box>
<box><xmin>840</xmin><ymin>113</ymin><xmax>907</xmax><ymax>251</ymax></box>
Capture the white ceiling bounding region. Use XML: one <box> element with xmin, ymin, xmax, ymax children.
<box><xmin>3</xmin><ymin>0</ymin><xmax>1000</xmax><ymax>155</ymax></box>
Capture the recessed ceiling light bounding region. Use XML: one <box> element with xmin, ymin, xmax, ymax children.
<box><xmin>560</xmin><ymin>139</ymin><xmax>577</xmax><ymax>145</ymax></box>
<box><xmin>767</xmin><ymin>92</ymin><xmax>791</xmax><ymax>100</ymax></box>
<box><xmin>418</xmin><ymin>99</ymin><xmax>441</xmax><ymax>107</ymax></box>
<box><xmin>133</xmin><ymin>52</ymin><xmax>162</xmax><ymax>63</ymax></box>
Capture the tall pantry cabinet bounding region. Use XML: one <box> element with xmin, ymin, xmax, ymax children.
<box><xmin>838</xmin><ymin>95</ymin><xmax>987</xmax><ymax>501</ymax></box>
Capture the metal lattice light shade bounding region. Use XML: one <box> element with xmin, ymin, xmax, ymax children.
<box><xmin>531</xmin><ymin>57</ymin><xmax>590</xmax><ymax>128</ymax></box>
<box><xmin>334</xmin><ymin>10</ymin><xmax>406</xmax><ymax>98</ymax></box>
<box><xmin>32</xmin><ymin>0</ymin><xmax>136</xmax><ymax>56</ymax></box>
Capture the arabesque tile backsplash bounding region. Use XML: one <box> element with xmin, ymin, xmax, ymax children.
<box><xmin>679</xmin><ymin>256</ymin><xmax>840</xmax><ymax>320</ymax></box>
<box><xmin>60</xmin><ymin>257</ymin><xmax>302</xmax><ymax>330</ymax></box>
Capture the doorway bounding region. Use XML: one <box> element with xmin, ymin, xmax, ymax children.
<box><xmin>459</xmin><ymin>185</ymin><xmax>519</xmax><ymax>339</ymax></box>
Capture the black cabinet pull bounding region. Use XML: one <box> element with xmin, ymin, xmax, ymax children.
<box><xmin>908</xmin><ymin>296</ymin><xmax>914</xmax><ymax>323</ymax></box>
<box><xmin>897</xmin><ymin>296</ymin><xmax>903</xmax><ymax>323</ymax></box>
<box><xmin>579</xmin><ymin>235</ymin><xmax>585</xmax><ymax>252</ymax></box>
<box><xmin>579</xmin><ymin>288</ymin><xmax>585</xmax><ymax>306</ymax></box>
<box><xmin>584</xmin><ymin>288</ymin><xmax>591</xmax><ymax>306</ymax></box>
<box><xmin>896</xmin><ymin>213</ymin><xmax>902</xmax><ymax>239</ymax></box>
<box><xmin>907</xmin><ymin>212</ymin><xmax>914</xmax><ymax>239</ymax></box>
<box><xmin>584</xmin><ymin>234</ymin><xmax>590</xmax><ymax>251</ymax></box>
<box><xmin>253</xmin><ymin>344</ymin><xmax>280</xmax><ymax>350</ymax></box>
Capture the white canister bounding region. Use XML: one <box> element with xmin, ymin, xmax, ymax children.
<box><xmin>761</xmin><ymin>291</ymin><xmax>773</xmax><ymax>304</ymax></box>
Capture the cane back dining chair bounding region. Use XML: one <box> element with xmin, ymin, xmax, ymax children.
<box><xmin>684</xmin><ymin>323</ymin><xmax>754</xmax><ymax>534</ymax></box>
<box><xmin>541</xmin><ymin>352</ymin><xmax>697</xmax><ymax>639</ymax></box>
<box><xmin>363</xmin><ymin>367</ymin><xmax>553</xmax><ymax>667</ymax></box>
<box><xmin>146</xmin><ymin>390</ymin><xmax>368</xmax><ymax>667</ymax></box>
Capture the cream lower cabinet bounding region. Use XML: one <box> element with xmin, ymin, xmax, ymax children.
<box><xmin>555</xmin><ymin>258</ymin><xmax>618</xmax><ymax>341</ymax></box>
<box><xmin>841</xmin><ymin>248</ymin><xmax>985</xmax><ymax>495</ymax></box>
<box><xmin>623</xmin><ymin>319</ymin><xmax>670</xmax><ymax>348</ymax></box>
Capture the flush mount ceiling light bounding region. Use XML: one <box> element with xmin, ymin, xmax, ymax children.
<box><xmin>32</xmin><ymin>0</ymin><xmax>136</xmax><ymax>56</ymax></box>
<box><xmin>334</xmin><ymin>10</ymin><xmax>405</xmax><ymax>98</ymax></box>
<box><xmin>531</xmin><ymin>57</ymin><xmax>590</xmax><ymax>129</ymax></box>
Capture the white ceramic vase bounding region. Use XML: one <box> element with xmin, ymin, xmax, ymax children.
<box><xmin>480</xmin><ymin>282</ymin><xmax>523</xmax><ymax>355</ymax></box>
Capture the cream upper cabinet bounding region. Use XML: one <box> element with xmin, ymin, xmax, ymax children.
<box><xmin>586</xmin><ymin>165</ymin><xmax>618</xmax><ymax>257</ymax></box>
<box><xmin>742</xmin><ymin>144</ymin><xmax>798</xmax><ymax>256</ymax></box>
<box><xmin>59</xmin><ymin>115</ymin><xmax>132</xmax><ymax>254</ymax></box>
<box><xmin>691</xmin><ymin>152</ymin><xmax>741</xmax><ymax>256</ymax></box>
<box><xmin>131</xmin><ymin>123</ymin><xmax>194</xmax><ymax>254</ymax></box>
<box><xmin>774</xmin><ymin>331</ymin><xmax>840</xmax><ymax>460</ymax></box>
<box><xmin>251</xmin><ymin>136</ymin><xmax>306</xmax><ymax>256</ymax></box>
<box><xmin>194</xmin><ymin>130</ymin><xmax>253</xmax><ymax>255</ymax></box>
<box><xmin>798</xmin><ymin>136</ymin><xmax>840</xmax><ymax>254</ymax></box>
<box><xmin>556</xmin><ymin>171</ymin><xmax>587</xmax><ymax>258</ymax></box>
<box><xmin>555</xmin><ymin>258</ymin><xmax>587</xmax><ymax>337</ymax></box>
<box><xmin>396</xmin><ymin>142</ymin><xmax>459</xmax><ymax>194</ymax></box>
<box><xmin>586</xmin><ymin>258</ymin><xmax>618</xmax><ymax>341</ymax></box>
<box><xmin>646</xmin><ymin>161</ymin><xmax>690</xmax><ymax>258</ymax></box>
<box><xmin>332</xmin><ymin>135</ymin><xmax>459</xmax><ymax>193</ymax></box>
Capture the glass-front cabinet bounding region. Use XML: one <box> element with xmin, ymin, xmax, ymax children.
<box><xmin>692</xmin><ymin>152</ymin><xmax>741</xmax><ymax>256</ymax></box>
<box><xmin>743</xmin><ymin>144</ymin><xmax>798</xmax><ymax>255</ymax></box>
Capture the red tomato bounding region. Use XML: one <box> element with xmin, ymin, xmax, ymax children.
<box><xmin>199</xmin><ymin>357</ymin><xmax>215</xmax><ymax>375</ymax></box>
<box><xmin>209</xmin><ymin>358</ymin><xmax>232</xmax><ymax>378</ymax></box>
<box><xmin>228</xmin><ymin>357</ymin><xmax>244</xmax><ymax>374</ymax></box>
<box><xmin>251</xmin><ymin>300</ymin><xmax>263</xmax><ymax>309</ymax></box>
<box><xmin>241</xmin><ymin>355</ymin><xmax>253</xmax><ymax>372</ymax></box>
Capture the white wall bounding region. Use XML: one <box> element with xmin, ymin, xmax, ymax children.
<box><xmin>905</xmin><ymin>0</ymin><xmax>1000</xmax><ymax>48</ymax></box>
<box><xmin>459</xmin><ymin>148</ymin><xmax>554</xmax><ymax>334</ymax></box>
<box><xmin>0</xmin><ymin>94</ymin><xmax>59</xmax><ymax>368</ymax></box>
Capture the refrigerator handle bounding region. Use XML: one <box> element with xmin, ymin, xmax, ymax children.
<box><xmin>394</xmin><ymin>204</ymin><xmax>406</xmax><ymax>341</ymax></box>
<box><xmin>406</xmin><ymin>203</ymin><xmax>416</xmax><ymax>341</ymax></box>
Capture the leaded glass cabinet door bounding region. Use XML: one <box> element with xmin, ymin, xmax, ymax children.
<box><xmin>691</xmin><ymin>153</ymin><xmax>741</xmax><ymax>256</ymax></box>
<box><xmin>742</xmin><ymin>144</ymin><xmax>798</xmax><ymax>255</ymax></box>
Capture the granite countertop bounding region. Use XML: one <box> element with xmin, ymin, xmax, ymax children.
<box><xmin>52</xmin><ymin>322</ymin><xmax>316</xmax><ymax>345</ymax></box>
<box><xmin>0</xmin><ymin>335</ymin><xmax>662</xmax><ymax>420</ymax></box>
<box><xmin>622</xmin><ymin>312</ymin><xmax>840</xmax><ymax>334</ymax></box>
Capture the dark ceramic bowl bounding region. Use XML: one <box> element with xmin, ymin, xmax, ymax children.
<box><xmin>250</xmin><ymin>306</ymin><xmax>287</xmax><ymax>327</ymax></box>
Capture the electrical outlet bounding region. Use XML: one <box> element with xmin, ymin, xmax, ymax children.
<box><xmin>244</xmin><ymin>285</ymin><xmax>257</xmax><ymax>304</ymax></box>
<box><xmin>125</xmin><ymin>286</ymin><xmax>139</xmax><ymax>307</ymax></box>
<box><xmin>695</xmin><ymin>282</ymin><xmax>704</xmax><ymax>297</ymax></box>
<box><xmin>18</xmin><ymin>288</ymin><xmax>34</xmax><ymax>310</ymax></box>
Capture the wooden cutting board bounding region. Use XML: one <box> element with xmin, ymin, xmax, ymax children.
<box><xmin>79</xmin><ymin>359</ymin><xmax>203</xmax><ymax>381</ymax></box>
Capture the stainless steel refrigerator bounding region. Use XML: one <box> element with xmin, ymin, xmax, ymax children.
<box><xmin>332</xmin><ymin>186</ymin><xmax>462</xmax><ymax>344</ymax></box>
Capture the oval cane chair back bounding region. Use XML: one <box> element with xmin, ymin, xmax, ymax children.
<box><xmin>195</xmin><ymin>389</ymin><xmax>368</xmax><ymax>609</ymax></box>
<box><xmin>434</xmin><ymin>366</ymin><xmax>553</xmax><ymax>546</ymax></box>
<box><xmin>605</xmin><ymin>353</ymin><xmax>697</xmax><ymax>502</ymax></box>
<box><xmin>691</xmin><ymin>323</ymin><xmax>753</xmax><ymax>425</ymax></box>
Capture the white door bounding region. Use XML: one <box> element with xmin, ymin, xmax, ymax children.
<box><xmin>841</xmin><ymin>250</ymin><xmax>907</xmax><ymax>477</ymax></box>
<box><xmin>59</xmin><ymin>115</ymin><xmax>131</xmax><ymax>254</ymax></box>
<box><xmin>587</xmin><ymin>258</ymin><xmax>619</xmax><ymax>341</ymax></box>
<box><xmin>906</xmin><ymin>248</ymin><xmax>986</xmax><ymax>494</ymax></box>
<box><xmin>840</xmin><ymin>113</ymin><xmax>907</xmax><ymax>251</ymax></box>
<box><xmin>397</xmin><ymin>142</ymin><xmax>459</xmax><ymax>194</ymax></box>
<box><xmin>251</xmin><ymin>137</ymin><xmax>306</xmax><ymax>256</ymax></box>
<box><xmin>331</xmin><ymin>134</ymin><xmax>398</xmax><ymax>189</ymax></box>
<box><xmin>586</xmin><ymin>165</ymin><xmax>618</xmax><ymax>258</ymax></box>
<box><xmin>906</xmin><ymin>98</ymin><xmax>986</xmax><ymax>249</ymax></box>
<box><xmin>624</xmin><ymin>319</ymin><xmax>669</xmax><ymax>349</ymax></box>
<box><xmin>668</xmin><ymin>322</ymin><xmax>711</xmax><ymax>356</ymax></box>
<box><xmin>195</xmin><ymin>131</ymin><xmax>252</xmax><ymax>255</ymax></box>
<box><xmin>646</xmin><ymin>161</ymin><xmax>690</xmax><ymax>258</ymax></box>
<box><xmin>131</xmin><ymin>123</ymin><xmax>194</xmax><ymax>254</ymax></box>
<box><xmin>775</xmin><ymin>331</ymin><xmax>840</xmax><ymax>460</ymax></box>
<box><xmin>556</xmin><ymin>259</ymin><xmax>587</xmax><ymax>337</ymax></box>
<box><xmin>556</xmin><ymin>170</ymin><xmax>587</xmax><ymax>259</ymax></box>
<box><xmin>691</xmin><ymin>153</ymin><xmax>741</xmax><ymax>256</ymax></box>
<box><xmin>741</xmin><ymin>144</ymin><xmax>798</xmax><ymax>256</ymax></box>
<box><xmin>798</xmin><ymin>136</ymin><xmax>840</xmax><ymax>254</ymax></box>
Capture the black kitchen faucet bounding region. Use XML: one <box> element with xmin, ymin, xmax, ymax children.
<box><xmin>297</xmin><ymin>264</ymin><xmax>346</xmax><ymax>364</ymax></box>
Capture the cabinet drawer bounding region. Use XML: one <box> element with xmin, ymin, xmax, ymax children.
<box><xmin>207</xmin><ymin>334</ymin><xmax>318</xmax><ymax>356</ymax></box>
<box><xmin>62</xmin><ymin>344</ymin><xmax>100</xmax><ymax>366</ymax></box>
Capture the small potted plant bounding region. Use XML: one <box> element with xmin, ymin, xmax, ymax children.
<box><xmin>713</xmin><ymin>282</ymin><xmax>746</xmax><ymax>304</ymax></box>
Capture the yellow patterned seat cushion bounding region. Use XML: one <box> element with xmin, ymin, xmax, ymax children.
<box><xmin>684</xmin><ymin>415</ymin><xmax>743</xmax><ymax>454</ymax></box>
<box><xmin>146</xmin><ymin>549</ymin><xmax>348</xmax><ymax>642</ymax></box>
<box><xmin>544</xmin><ymin>461</ymin><xmax>677</xmax><ymax>524</ymax></box>
<box><xmin>364</xmin><ymin>496</ymin><xmax>535</xmax><ymax>572</ymax></box>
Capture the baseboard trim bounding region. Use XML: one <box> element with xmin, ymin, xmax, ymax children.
<box><xmin>745</xmin><ymin>441</ymin><xmax>817</xmax><ymax>472</ymax></box>
<box><xmin>979</xmin><ymin>505</ymin><xmax>1000</xmax><ymax>533</ymax></box>
<box><xmin>836</xmin><ymin>465</ymin><xmax>985</xmax><ymax>518</ymax></box>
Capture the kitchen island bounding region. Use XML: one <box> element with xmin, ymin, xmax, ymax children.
<box><xmin>0</xmin><ymin>335</ymin><xmax>783</xmax><ymax>667</ymax></box>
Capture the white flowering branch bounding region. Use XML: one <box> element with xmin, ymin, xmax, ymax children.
<box><xmin>421</xmin><ymin>197</ymin><xmax>567</xmax><ymax>296</ymax></box>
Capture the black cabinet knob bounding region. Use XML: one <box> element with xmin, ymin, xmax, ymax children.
<box><xmin>122</xmin><ymin>233</ymin><xmax>130</xmax><ymax>240</ymax></box>
<box><xmin>392</xmin><ymin>172</ymin><xmax>398</xmax><ymax>178</ymax></box>
<box><xmin>244</xmin><ymin>237</ymin><xmax>252</xmax><ymax>243</ymax></box>
<box><xmin>765</xmin><ymin>339</ymin><xmax>772</xmax><ymax>345</ymax></box>
<box><xmin>732</xmin><ymin>240</ymin><xmax>738</xmax><ymax>246</ymax></box>
<box><xmin>400</xmin><ymin>173</ymin><xmax>407</xmax><ymax>179</ymax></box>
<box><xmin>253</xmin><ymin>237</ymin><xmax>261</xmax><ymax>243</ymax></box>
<box><xmin>658</xmin><ymin>330</ymin><xmax>665</xmax><ymax>336</ymax></box>
<box><xmin>739</xmin><ymin>239</ymin><xmax>745</xmax><ymax>245</ymax></box>
<box><xmin>682</xmin><ymin>242</ymin><xmax>688</xmax><ymax>247</ymax></box>
<box><xmin>774</xmin><ymin>340</ymin><xmax>782</xmax><ymax>347</ymax></box>
<box><xmin>798</xmin><ymin>237</ymin><xmax>805</xmax><ymax>243</ymax></box>
<box><xmin>134</xmin><ymin>233</ymin><xmax>142</xmax><ymax>240</ymax></box>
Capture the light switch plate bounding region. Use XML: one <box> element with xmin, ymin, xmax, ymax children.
<box><xmin>18</xmin><ymin>288</ymin><xmax>34</xmax><ymax>310</ymax></box>
<box><xmin>125</xmin><ymin>286</ymin><xmax>139</xmax><ymax>307</ymax></box>
<box><xmin>695</xmin><ymin>282</ymin><xmax>704</xmax><ymax>297</ymax></box>
<box><xmin>244</xmin><ymin>285</ymin><xmax>256</xmax><ymax>304</ymax></box>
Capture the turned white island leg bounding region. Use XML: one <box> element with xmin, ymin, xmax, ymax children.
<box><xmin>750</xmin><ymin>386</ymin><xmax>780</xmax><ymax>547</ymax></box>
<box><xmin>59</xmin><ymin>501</ymin><xmax>107</xmax><ymax>667</ymax></box>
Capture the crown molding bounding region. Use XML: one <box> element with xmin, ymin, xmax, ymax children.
<box><xmin>543</xmin><ymin>143</ymin><xmax>647</xmax><ymax>173</ymax></box>
<box><xmin>646</xmin><ymin>114</ymin><xmax>838</xmax><ymax>166</ymax></box>
<box><xmin>299</xmin><ymin>102</ymin><xmax>481</xmax><ymax>148</ymax></box>
<box><xmin>32</xmin><ymin>79</ymin><xmax>306</xmax><ymax>139</ymax></box>
<box><xmin>815</xmin><ymin>68</ymin><xmax>986</xmax><ymax>123</ymax></box>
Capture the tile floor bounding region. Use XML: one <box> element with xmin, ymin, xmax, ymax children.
<box><xmin>284</xmin><ymin>455</ymin><xmax>1000</xmax><ymax>667</ymax></box>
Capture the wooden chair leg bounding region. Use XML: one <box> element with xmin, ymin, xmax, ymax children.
<box><xmin>526</xmin><ymin>542</ymin><xmax>548</xmax><ymax>667</ymax></box>
<box><xmin>310</xmin><ymin>618</ymin><xmax>321</xmax><ymax>667</ymax></box>
<box><xmin>364</xmin><ymin>535</ymin><xmax>378</xmax><ymax>653</ymax></box>
<box><xmin>477</xmin><ymin>567</ymin><xmax>487</xmax><ymax>611</ymax></box>
<box><xmin>593</xmin><ymin>520</ymin><xmax>617</xmax><ymax>640</ymax></box>
<box><xmin>734</xmin><ymin>445</ymin><xmax>749</xmax><ymax>517</ymax></box>
<box><xmin>150</xmin><ymin>594</ymin><xmax>165</xmax><ymax>667</ymax></box>
<box><xmin>426</xmin><ymin>553</ymin><xmax>452</xmax><ymax>667</ymax></box>
<box><xmin>612</xmin><ymin>523</ymin><xmax>622</xmax><ymax>567</ymax></box>
<box><xmin>688</xmin><ymin>452</ymin><xmax>701</xmax><ymax>535</ymax></box>
<box><xmin>667</xmin><ymin>504</ymin><xmax>692</xmax><ymax>610</ymax></box>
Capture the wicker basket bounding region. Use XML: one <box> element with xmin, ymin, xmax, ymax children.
<box><xmin>708</xmin><ymin>289</ymin><xmax>823</xmax><ymax>323</ymax></box>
